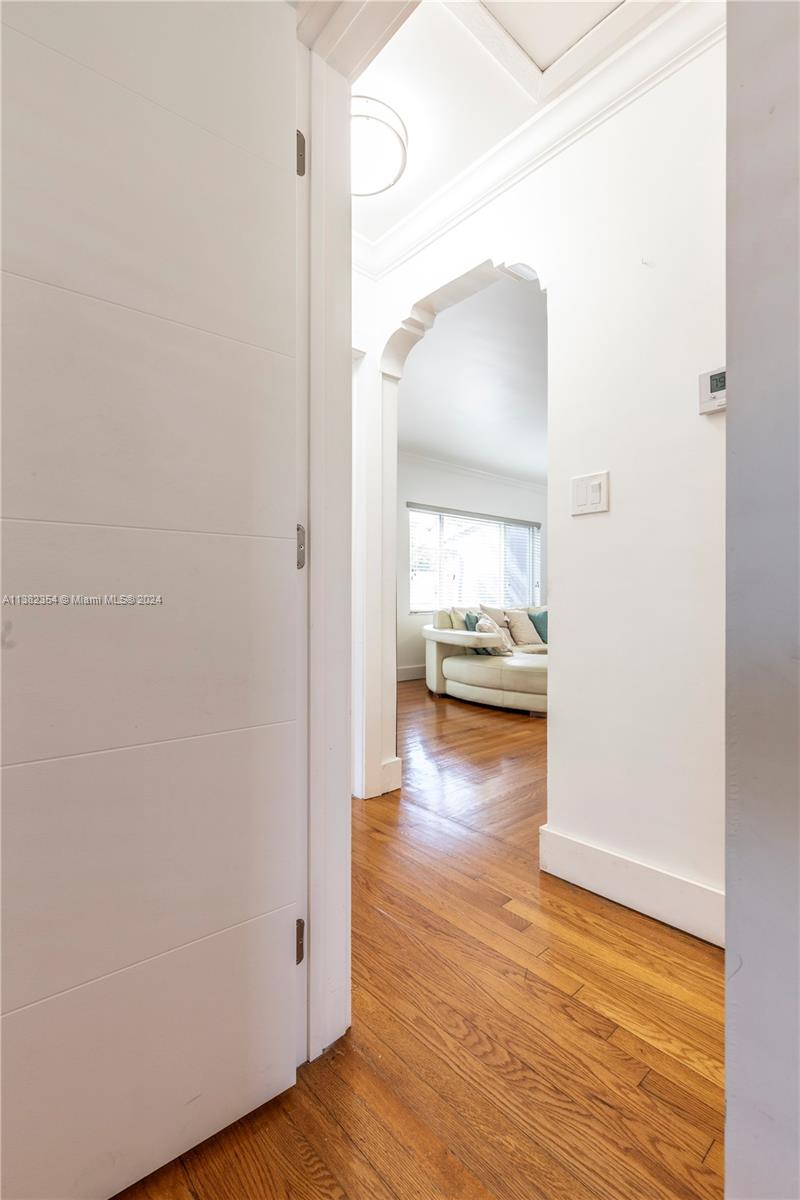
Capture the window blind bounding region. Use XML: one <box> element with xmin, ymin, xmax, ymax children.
<box><xmin>408</xmin><ymin>503</ymin><xmax>541</xmax><ymax>613</ymax></box>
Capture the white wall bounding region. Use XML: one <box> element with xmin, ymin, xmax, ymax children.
<box><xmin>396</xmin><ymin>453</ymin><xmax>546</xmax><ymax>676</ymax></box>
<box><xmin>353</xmin><ymin>21</ymin><xmax>726</xmax><ymax>939</ymax></box>
<box><xmin>726</xmin><ymin>3</ymin><xmax>800</xmax><ymax>1194</ymax></box>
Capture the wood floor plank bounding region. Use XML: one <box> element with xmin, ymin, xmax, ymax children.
<box><xmin>352</xmin><ymin>836</ymin><xmax>552</xmax><ymax>957</ymax></box>
<box><xmin>279</xmin><ymin>1076</ymin><xmax>401</xmax><ymax>1200</ymax></box>
<box><xmin>704</xmin><ymin>1140</ymin><xmax>725</xmax><ymax>1177</ymax></box>
<box><xmin>359</xmin><ymin>793</ymin><xmax>722</xmax><ymax>1000</ymax></box>
<box><xmin>359</xmin><ymin>790</ymin><xmax>540</xmax><ymax>869</ymax></box>
<box><xmin>352</xmin><ymin>984</ymin><xmax>596</xmax><ymax>1200</ymax></box>
<box><xmin>510</xmin><ymin>898</ymin><xmax>724</xmax><ymax>1010</ymax></box>
<box><xmin>354</xmin><ymin>801</ymin><xmax>538</xmax><ymax>880</ymax></box>
<box><xmin>358</xmin><ymin>828</ymin><xmax>534</xmax><ymax>928</ymax></box>
<box><xmin>574</xmin><ymin>983</ymin><xmax>724</xmax><ymax>1088</ymax></box>
<box><xmin>353</xmin><ymin>861</ymin><xmax>621</xmax><ymax>1048</ymax></box>
<box><xmin>183</xmin><ymin>1102</ymin><xmax>346</xmax><ymax>1200</ymax></box>
<box><xmin>485</xmin><ymin>859</ymin><xmax>724</xmax><ymax>979</ymax></box>
<box><xmin>115</xmin><ymin>1161</ymin><xmax>196</xmax><ymax>1200</ymax></box>
<box><xmin>353</xmin><ymin>898</ymin><xmax>718</xmax><ymax>1172</ymax></box>
<box><xmin>115</xmin><ymin>679</ymin><xmax>724</xmax><ymax>1200</ymax></box>
<box><xmin>353</xmin><ymin>855</ymin><xmax>584</xmax><ymax>997</ymax></box>
<box><xmin>640</xmin><ymin>1070</ymin><xmax>725</xmax><ymax>1139</ymax></box>
<box><xmin>354</xmin><ymin>957</ymin><xmax>720</xmax><ymax>1200</ymax></box>
<box><xmin>608</xmin><ymin>1027</ymin><xmax>726</xmax><ymax>1113</ymax></box>
<box><xmin>535</xmin><ymin>938</ymin><xmax>724</xmax><ymax>1044</ymax></box>
<box><xmin>310</xmin><ymin>1043</ymin><xmax>498</xmax><ymax>1200</ymax></box>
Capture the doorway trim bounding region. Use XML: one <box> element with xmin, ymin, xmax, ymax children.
<box><xmin>301</xmin><ymin>3</ymin><xmax>423</xmax><ymax>1054</ymax></box>
<box><xmin>306</xmin><ymin>51</ymin><xmax>353</xmax><ymax>1059</ymax></box>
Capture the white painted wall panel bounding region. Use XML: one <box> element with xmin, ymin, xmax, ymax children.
<box><xmin>2</xmin><ymin>520</ymin><xmax>296</xmax><ymax>764</ymax></box>
<box><xmin>1</xmin><ymin>1</ymin><xmax>295</xmax><ymax>166</ymax></box>
<box><xmin>1</xmin><ymin>3</ymin><xmax>303</xmax><ymax>1193</ymax></box>
<box><xmin>2</xmin><ymin>274</ymin><xmax>295</xmax><ymax>538</ymax></box>
<box><xmin>2</xmin><ymin>724</ymin><xmax>297</xmax><ymax>1012</ymax></box>
<box><xmin>2</xmin><ymin>28</ymin><xmax>295</xmax><ymax>356</ymax></box>
<box><xmin>1</xmin><ymin>909</ymin><xmax>296</xmax><ymax>1200</ymax></box>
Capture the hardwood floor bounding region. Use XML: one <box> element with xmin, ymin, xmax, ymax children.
<box><xmin>119</xmin><ymin>681</ymin><xmax>724</xmax><ymax>1200</ymax></box>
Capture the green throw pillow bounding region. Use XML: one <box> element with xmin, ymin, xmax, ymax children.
<box><xmin>464</xmin><ymin>611</ymin><xmax>491</xmax><ymax>654</ymax></box>
<box><xmin>529</xmin><ymin>609</ymin><xmax>548</xmax><ymax>644</ymax></box>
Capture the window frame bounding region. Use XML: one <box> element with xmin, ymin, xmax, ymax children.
<box><xmin>407</xmin><ymin>501</ymin><xmax>542</xmax><ymax>615</ymax></box>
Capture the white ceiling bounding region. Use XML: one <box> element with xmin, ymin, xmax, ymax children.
<box><xmin>352</xmin><ymin>0</ymin><xmax>670</xmax><ymax>248</ymax></box>
<box><xmin>398</xmin><ymin>275</ymin><xmax>548</xmax><ymax>483</ymax></box>
<box><xmin>483</xmin><ymin>1</ymin><xmax>622</xmax><ymax>70</ymax></box>
<box><xmin>353</xmin><ymin>2</ymin><xmax>536</xmax><ymax>244</ymax></box>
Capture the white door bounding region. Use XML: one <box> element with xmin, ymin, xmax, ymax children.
<box><xmin>1</xmin><ymin>4</ymin><xmax>305</xmax><ymax>1197</ymax></box>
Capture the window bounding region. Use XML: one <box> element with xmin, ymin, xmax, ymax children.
<box><xmin>408</xmin><ymin>503</ymin><xmax>541</xmax><ymax>613</ymax></box>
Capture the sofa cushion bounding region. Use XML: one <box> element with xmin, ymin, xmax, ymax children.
<box><xmin>506</xmin><ymin>608</ymin><xmax>542</xmax><ymax>645</ymax></box>
<box><xmin>443</xmin><ymin>654</ymin><xmax>505</xmax><ymax>688</ymax></box>
<box><xmin>499</xmin><ymin>653</ymin><xmax>548</xmax><ymax>694</ymax></box>
<box><xmin>476</xmin><ymin>614</ymin><xmax>514</xmax><ymax>655</ymax></box>
<box><xmin>449</xmin><ymin>607</ymin><xmax>468</xmax><ymax>631</ymax></box>
<box><xmin>530</xmin><ymin>609</ymin><xmax>548</xmax><ymax>643</ymax></box>
<box><xmin>464</xmin><ymin>611</ymin><xmax>490</xmax><ymax>653</ymax></box>
<box><xmin>442</xmin><ymin>651</ymin><xmax>548</xmax><ymax>696</ymax></box>
<box><xmin>480</xmin><ymin>604</ymin><xmax>509</xmax><ymax>629</ymax></box>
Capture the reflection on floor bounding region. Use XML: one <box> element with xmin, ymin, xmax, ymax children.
<box><xmin>119</xmin><ymin>680</ymin><xmax>724</xmax><ymax>1200</ymax></box>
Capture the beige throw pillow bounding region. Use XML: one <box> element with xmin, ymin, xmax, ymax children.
<box><xmin>480</xmin><ymin>604</ymin><xmax>509</xmax><ymax>629</ymax></box>
<box><xmin>476</xmin><ymin>614</ymin><xmax>513</xmax><ymax>655</ymax></box>
<box><xmin>505</xmin><ymin>608</ymin><xmax>542</xmax><ymax>646</ymax></box>
<box><xmin>449</xmin><ymin>607</ymin><xmax>468</xmax><ymax>631</ymax></box>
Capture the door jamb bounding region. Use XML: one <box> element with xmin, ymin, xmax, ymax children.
<box><xmin>306</xmin><ymin>50</ymin><xmax>353</xmax><ymax>1059</ymax></box>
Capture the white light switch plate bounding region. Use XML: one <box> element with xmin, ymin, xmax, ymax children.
<box><xmin>571</xmin><ymin>471</ymin><xmax>609</xmax><ymax>516</ymax></box>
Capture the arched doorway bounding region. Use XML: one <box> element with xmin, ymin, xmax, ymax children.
<box><xmin>352</xmin><ymin>258</ymin><xmax>547</xmax><ymax>800</ymax></box>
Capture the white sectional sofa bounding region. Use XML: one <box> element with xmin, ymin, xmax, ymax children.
<box><xmin>422</xmin><ymin>607</ymin><xmax>548</xmax><ymax>714</ymax></box>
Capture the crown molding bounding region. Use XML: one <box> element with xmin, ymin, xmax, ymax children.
<box><xmin>399</xmin><ymin>449</ymin><xmax>547</xmax><ymax>493</ymax></box>
<box><xmin>353</xmin><ymin>1</ymin><xmax>725</xmax><ymax>280</ymax></box>
<box><xmin>353</xmin><ymin>231</ymin><xmax>380</xmax><ymax>277</ymax></box>
<box><xmin>536</xmin><ymin>0</ymin><xmax>670</xmax><ymax>105</ymax></box>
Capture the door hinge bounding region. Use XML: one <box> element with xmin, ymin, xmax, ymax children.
<box><xmin>296</xmin><ymin>918</ymin><xmax>305</xmax><ymax>965</ymax></box>
<box><xmin>296</xmin><ymin>524</ymin><xmax>306</xmax><ymax>569</ymax></box>
<box><xmin>296</xmin><ymin>130</ymin><xmax>306</xmax><ymax>177</ymax></box>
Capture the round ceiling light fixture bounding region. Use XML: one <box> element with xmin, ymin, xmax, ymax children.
<box><xmin>351</xmin><ymin>95</ymin><xmax>408</xmax><ymax>197</ymax></box>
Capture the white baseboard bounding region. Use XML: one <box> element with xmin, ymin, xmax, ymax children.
<box><xmin>397</xmin><ymin>665</ymin><xmax>425</xmax><ymax>682</ymax></box>
<box><xmin>539</xmin><ymin>825</ymin><xmax>725</xmax><ymax>947</ymax></box>
<box><xmin>381</xmin><ymin>756</ymin><xmax>402</xmax><ymax>794</ymax></box>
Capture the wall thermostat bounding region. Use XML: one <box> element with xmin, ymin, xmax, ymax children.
<box><xmin>699</xmin><ymin>368</ymin><xmax>726</xmax><ymax>414</ymax></box>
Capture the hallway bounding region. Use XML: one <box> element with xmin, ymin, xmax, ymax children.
<box><xmin>120</xmin><ymin>682</ymin><xmax>724</xmax><ymax>1200</ymax></box>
